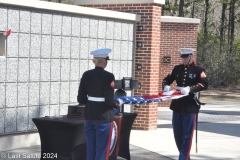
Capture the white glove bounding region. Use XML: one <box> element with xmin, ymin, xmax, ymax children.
<box><xmin>180</xmin><ymin>86</ymin><xmax>190</xmax><ymax>95</ymax></box>
<box><xmin>176</xmin><ymin>86</ymin><xmax>182</xmax><ymax>91</ymax></box>
<box><xmin>118</xmin><ymin>99</ymin><xmax>124</xmax><ymax>106</ymax></box>
<box><xmin>163</xmin><ymin>85</ymin><xmax>170</xmax><ymax>92</ymax></box>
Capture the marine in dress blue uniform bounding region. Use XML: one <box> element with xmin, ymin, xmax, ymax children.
<box><xmin>77</xmin><ymin>48</ymin><xmax>121</xmax><ymax>160</ymax></box>
<box><xmin>162</xmin><ymin>48</ymin><xmax>209</xmax><ymax>160</ymax></box>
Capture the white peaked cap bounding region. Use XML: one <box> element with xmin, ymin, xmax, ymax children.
<box><xmin>90</xmin><ymin>48</ymin><xmax>111</xmax><ymax>60</ymax></box>
<box><xmin>178</xmin><ymin>48</ymin><xmax>196</xmax><ymax>57</ymax></box>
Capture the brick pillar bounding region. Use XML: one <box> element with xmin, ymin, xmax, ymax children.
<box><xmin>80</xmin><ymin>3</ymin><xmax>162</xmax><ymax>130</ymax></box>
<box><xmin>159</xmin><ymin>20</ymin><xmax>199</xmax><ymax>107</ymax></box>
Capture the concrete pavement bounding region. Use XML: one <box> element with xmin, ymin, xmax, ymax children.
<box><xmin>0</xmin><ymin>145</ymin><xmax>171</xmax><ymax>160</ymax></box>
<box><xmin>0</xmin><ymin>101</ymin><xmax>239</xmax><ymax>160</ymax></box>
<box><xmin>130</xmin><ymin>101</ymin><xmax>240</xmax><ymax>160</ymax></box>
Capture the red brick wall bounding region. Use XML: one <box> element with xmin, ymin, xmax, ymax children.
<box><xmin>82</xmin><ymin>3</ymin><xmax>162</xmax><ymax>130</ymax></box>
<box><xmin>159</xmin><ymin>22</ymin><xmax>199</xmax><ymax>107</ymax></box>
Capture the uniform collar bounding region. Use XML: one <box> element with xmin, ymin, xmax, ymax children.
<box><xmin>95</xmin><ymin>66</ymin><xmax>104</xmax><ymax>69</ymax></box>
<box><xmin>184</xmin><ymin>62</ymin><xmax>195</xmax><ymax>68</ymax></box>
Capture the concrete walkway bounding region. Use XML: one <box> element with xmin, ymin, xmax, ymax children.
<box><xmin>0</xmin><ymin>101</ymin><xmax>239</xmax><ymax>160</ymax></box>
<box><xmin>130</xmin><ymin>101</ymin><xmax>240</xmax><ymax>160</ymax></box>
<box><xmin>0</xmin><ymin>145</ymin><xmax>171</xmax><ymax>160</ymax></box>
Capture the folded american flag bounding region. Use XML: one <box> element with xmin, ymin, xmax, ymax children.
<box><xmin>114</xmin><ymin>90</ymin><xmax>186</xmax><ymax>105</ymax></box>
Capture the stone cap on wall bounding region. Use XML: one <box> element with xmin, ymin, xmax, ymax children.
<box><xmin>75</xmin><ymin>0</ymin><xmax>165</xmax><ymax>5</ymax></box>
<box><xmin>161</xmin><ymin>16</ymin><xmax>200</xmax><ymax>24</ymax></box>
<box><xmin>0</xmin><ymin>0</ymin><xmax>141</xmax><ymax>21</ymax></box>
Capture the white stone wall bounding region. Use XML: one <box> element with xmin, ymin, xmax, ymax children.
<box><xmin>0</xmin><ymin>5</ymin><xmax>135</xmax><ymax>134</ymax></box>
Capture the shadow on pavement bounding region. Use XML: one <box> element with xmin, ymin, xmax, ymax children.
<box><xmin>197</xmin><ymin>122</ymin><xmax>240</xmax><ymax>137</ymax></box>
<box><xmin>121</xmin><ymin>145</ymin><xmax>174</xmax><ymax>160</ymax></box>
<box><xmin>157</xmin><ymin>108</ymin><xmax>240</xmax><ymax>137</ymax></box>
<box><xmin>0</xmin><ymin>145</ymin><xmax>174</xmax><ymax>160</ymax></box>
<box><xmin>200</xmin><ymin>110</ymin><xmax>240</xmax><ymax>116</ymax></box>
